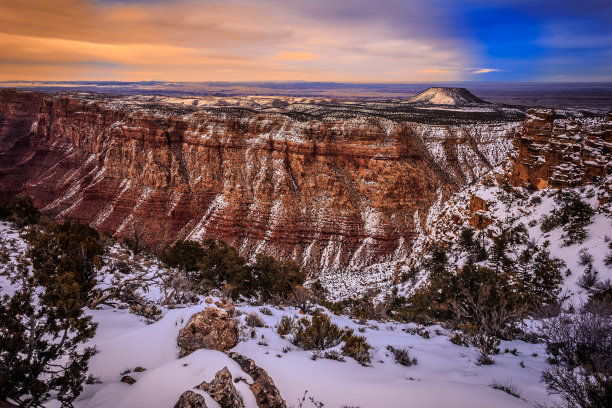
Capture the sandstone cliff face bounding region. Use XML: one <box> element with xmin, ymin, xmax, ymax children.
<box><xmin>510</xmin><ymin>109</ymin><xmax>612</xmax><ymax>189</ymax></box>
<box><xmin>0</xmin><ymin>90</ymin><xmax>518</xmax><ymax>273</ymax></box>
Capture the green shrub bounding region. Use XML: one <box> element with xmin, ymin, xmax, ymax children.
<box><xmin>386</xmin><ymin>345</ymin><xmax>417</xmax><ymax>366</ymax></box>
<box><xmin>408</xmin><ymin>261</ymin><xmax>525</xmax><ymax>356</ymax></box>
<box><xmin>342</xmin><ymin>332</ymin><xmax>371</xmax><ymax>366</ymax></box>
<box><xmin>292</xmin><ymin>313</ymin><xmax>344</xmax><ymax>351</ymax></box>
<box><xmin>246</xmin><ymin>254</ymin><xmax>305</xmax><ymax>300</ymax></box>
<box><xmin>161</xmin><ymin>239</ymin><xmax>305</xmax><ymax>301</ymax></box>
<box><xmin>196</xmin><ymin>239</ymin><xmax>247</xmax><ymax>291</ymax></box>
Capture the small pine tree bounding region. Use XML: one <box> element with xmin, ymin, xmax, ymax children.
<box><xmin>530</xmin><ymin>250</ymin><xmax>565</xmax><ymax>305</ymax></box>
<box><xmin>25</xmin><ymin>222</ymin><xmax>103</xmax><ymax>301</ymax></box>
<box><xmin>577</xmin><ymin>264</ymin><xmax>600</xmax><ymax>291</ymax></box>
<box><xmin>458</xmin><ymin>227</ymin><xmax>475</xmax><ymax>252</ymax></box>
<box><xmin>1</xmin><ymin>221</ymin><xmax>102</xmax><ymax>407</ymax></box>
<box><xmin>605</xmin><ymin>252</ymin><xmax>612</xmax><ymax>268</ymax></box>
<box><xmin>541</xmin><ymin>190</ymin><xmax>594</xmax><ymax>245</ymax></box>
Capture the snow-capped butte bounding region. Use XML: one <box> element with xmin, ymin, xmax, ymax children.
<box><xmin>408</xmin><ymin>87</ymin><xmax>488</xmax><ymax>106</ymax></box>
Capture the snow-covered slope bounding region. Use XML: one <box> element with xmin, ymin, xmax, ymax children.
<box><xmin>399</xmin><ymin>165</ymin><xmax>612</xmax><ymax>300</ymax></box>
<box><xmin>0</xmin><ymin>221</ymin><xmax>573</xmax><ymax>408</ymax></box>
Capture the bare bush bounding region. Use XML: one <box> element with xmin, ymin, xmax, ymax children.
<box><xmin>490</xmin><ymin>379</ymin><xmax>521</xmax><ymax>399</ymax></box>
<box><xmin>245</xmin><ymin>312</ymin><xmax>265</xmax><ymax>328</ymax></box>
<box><xmin>323</xmin><ymin>350</ymin><xmax>345</xmax><ymax>362</ymax></box>
<box><xmin>386</xmin><ymin>345</ymin><xmax>417</xmax><ymax>366</ymax></box>
<box><xmin>259</xmin><ymin>307</ymin><xmax>273</xmax><ymax>316</ymax></box>
<box><xmin>287</xmin><ymin>286</ymin><xmax>315</xmax><ymax>314</ymax></box>
<box><xmin>540</xmin><ymin>302</ymin><xmax>612</xmax><ymax>408</ymax></box>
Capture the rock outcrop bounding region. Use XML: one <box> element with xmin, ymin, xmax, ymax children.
<box><xmin>174</xmin><ymin>391</ymin><xmax>208</xmax><ymax>408</ymax></box>
<box><xmin>0</xmin><ymin>89</ymin><xmax>518</xmax><ymax>274</ymax></box>
<box><xmin>510</xmin><ymin>109</ymin><xmax>612</xmax><ymax>190</ymax></box>
<box><xmin>177</xmin><ymin>307</ymin><xmax>239</xmax><ymax>357</ymax></box>
<box><xmin>468</xmin><ymin>194</ymin><xmax>492</xmax><ymax>230</ymax></box>
<box><xmin>197</xmin><ymin>367</ymin><xmax>244</xmax><ymax>408</ymax></box>
<box><xmin>227</xmin><ymin>352</ymin><xmax>286</xmax><ymax>408</ymax></box>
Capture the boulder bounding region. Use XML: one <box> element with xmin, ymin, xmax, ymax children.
<box><xmin>177</xmin><ymin>307</ymin><xmax>238</xmax><ymax>357</ymax></box>
<box><xmin>227</xmin><ymin>352</ymin><xmax>287</xmax><ymax>408</ymax></box>
<box><xmin>215</xmin><ymin>298</ymin><xmax>237</xmax><ymax>317</ymax></box>
<box><xmin>198</xmin><ymin>367</ymin><xmax>244</xmax><ymax>408</ymax></box>
<box><xmin>173</xmin><ymin>391</ymin><xmax>208</xmax><ymax>408</ymax></box>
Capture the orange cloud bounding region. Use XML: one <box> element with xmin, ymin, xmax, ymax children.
<box><xmin>418</xmin><ymin>69</ymin><xmax>456</xmax><ymax>74</ymax></box>
<box><xmin>274</xmin><ymin>51</ymin><xmax>319</xmax><ymax>61</ymax></box>
<box><xmin>0</xmin><ymin>0</ymin><xmax>476</xmax><ymax>82</ymax></box>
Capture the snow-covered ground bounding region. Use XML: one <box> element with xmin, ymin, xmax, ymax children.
<box><xmin>74</xmin><ymin>303</ymin><xmax>552</xmax><ymax>408</ymax></box>
<box><xmin>1</xmin><ymin>221</ymin><xmax>563</xmax><ymax>408</ymax></box>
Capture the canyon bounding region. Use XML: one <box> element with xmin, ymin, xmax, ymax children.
<box><xmin>2</xmin><ymin>88</ymin><xmax>608</xmax><ymax>276</ymax></box>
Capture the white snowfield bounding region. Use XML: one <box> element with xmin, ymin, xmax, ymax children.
<box><xmin>74</xmin><ymin>303</ymin><xmax>550</xmax><ymax>408</ymax></box>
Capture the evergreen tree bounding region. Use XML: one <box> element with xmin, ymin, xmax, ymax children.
<box><xmin>0</xmin><ymin>196</ymin><xmax>40</xmax><ymax>227</ymax></box>
<box><xmin>160</xmin><ymin>240</ymin><xmax>206</xmax><ymax>280</ymax></box>
<box><xmin>245</xmin><ymin>254</ymin><xmax>304</xmax><ymax>300</ymax></box>
<box><xmin>530</xmin><ymin>250</ymin><xmax>565</xmax><ymax>305</ymax></box>
<box><xmin>25</xmin><ymin>222</ymin><xmax>103</xmax><ymax>302</ymax></box>
<box><xmin>197</xmin><ymin>239</ymin><xmax>246</xmax><ymax>290</ymax></box>
<box><xmin>0</xmin><ymin>221</ymin><xmax>102</xmax><ymax>407</ymax></box>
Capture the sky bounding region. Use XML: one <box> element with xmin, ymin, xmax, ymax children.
<box><xmin>0</xmin><ymin>0</ymin><xmax>610</xmax><ymax>82</ymax></box>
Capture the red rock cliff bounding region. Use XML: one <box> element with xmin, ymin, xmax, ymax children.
<box><xmin>0</xmin><ymin>90</ymin><xmax>516</xmax><ymax>273</ymax></box>
<box><xmin>510</xmin><ymin>109</ymin><xmax>612</xmax><ymax>189</ymax></box>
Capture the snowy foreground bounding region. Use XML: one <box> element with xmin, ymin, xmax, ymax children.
<box><xmin>71</xmin><ymin>302</ymin><xmax>553</xmax><ymax>408</ymax></box>
<box><xmin>0</xmin><ymin>216</ymin><xmax>551</xmax><ymax>408</ymax></box>
<box><xmin>3</xmin><ymin>170</ymin><xmax>611</xmax><ymax>408</ymax></box>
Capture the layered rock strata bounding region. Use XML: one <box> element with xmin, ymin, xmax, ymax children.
<box><xmin>0</xmin><ymin>89</ymin><xmax>518</xmax><ymax>273</ymax></box>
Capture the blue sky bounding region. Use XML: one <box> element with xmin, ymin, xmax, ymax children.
<box><xmin>0</xmin><ymin>0</ymin><xmax>610</xmax><ymax>81</ymax></box>
<box><xmin>458</xmin><ymin>0</ymin><xmax>612</xmax><ymax>81</ymax></box>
